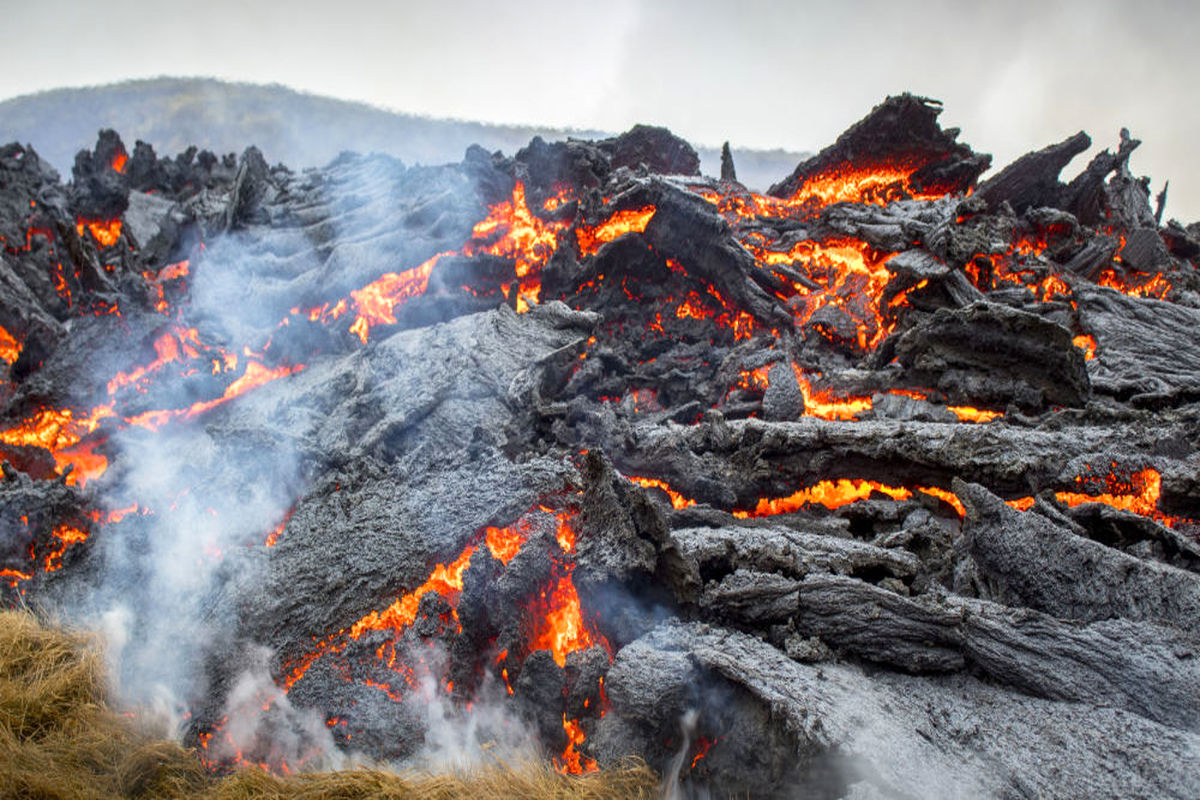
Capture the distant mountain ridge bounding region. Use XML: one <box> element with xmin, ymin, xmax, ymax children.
<box><xmin>0</xmin><ymin>77</ymin><xmax>806</xmax><ymax>191</ymax></box>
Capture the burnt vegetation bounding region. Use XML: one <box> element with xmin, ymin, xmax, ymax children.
<box><xmin>1</xmin><ymin>94</ymin><xmax>1200</xmax><ymax>797</ymax></box>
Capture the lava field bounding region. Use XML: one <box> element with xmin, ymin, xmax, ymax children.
<box><xmin>2</xmin><ymin>94</ymin><xmax>1200</xmax><ymax>797</ymax></box>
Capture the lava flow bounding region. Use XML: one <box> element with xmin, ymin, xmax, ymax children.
<box><xmin>5</xmin><ymin>95</ymin><xmax>1200</xmax><ymax>792</ymax></box>
<box><xmin>275</xmin><ymin>505</ymin><xmax>609</xmax><ymax>774</ymax></box>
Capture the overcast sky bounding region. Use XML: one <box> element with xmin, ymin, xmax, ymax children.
<box><xmin>2</xmin><ymin>0</ymin><xmax>1197</xmax><ymax>220</ymax></box>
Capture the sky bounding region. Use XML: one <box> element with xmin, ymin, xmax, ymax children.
<box><xmin>1</xmin><ymin>0</ymin><xmax>1197</xmax><ymax>220</ymax></box>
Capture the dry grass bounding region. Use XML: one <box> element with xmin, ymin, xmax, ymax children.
<box><xmin>0</xmin><ymin>610</ymin><xmax>658</xmax><ymax>799</ymax></box>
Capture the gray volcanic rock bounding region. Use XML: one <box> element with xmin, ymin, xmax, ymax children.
<box><xmin>596</xmin><ymin>621</ymin><xmax>1200</xmax><ymax>799</ymax></box>
<box><xmin>957</xmin><ymin>479</ymin><xmax>1200</xmax><ymax>633</ymax></box>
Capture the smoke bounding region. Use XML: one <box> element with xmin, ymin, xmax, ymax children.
<box><xmin>209</xmin><ymin>647</ymin><xmax>348</xmax><ymax>771</ymax></box>
<box><xmin>662</xmin><ymin>709</ymin><xmax>709</xmax><ymax>800</ymax></box>
<box><xmin>398</xmin><ymin>641</ymin><xmax>542</xmax><ymax>772</ymax></box>
<box><xmin>72</xmin><ymin>177</ymin><xmax>324</xmax><ymax>757</ymax></box>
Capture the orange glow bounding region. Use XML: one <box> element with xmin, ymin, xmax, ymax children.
<box><xmin>889</xmin><ymin>388</ymin><xmax>928</xmax><ymax>401</ymax></box>
<box><xmin>265</xmin><ymin>509</ymin><xmax>294</xmax><ymax>548</ymax></box>
<box><xmin>464</xmin><ymin>182</ymin><xmax>569</xmax><ymax>312</ymax></box>
<box><xmin>348</xmin><ymin>253</ymin><xmax>445</xmax><ymax>343</ymax></box>
<box><xmin>1096</xmin><ymin>269</ymin><xmax>1173</xmax><ymax>300</ymax></box>
<box><xmin>53</xmin><ymin>440</ymin><xmax>108</xmax><ymax>487</ymax></box>
<box><xmin>0</xmin><ymin>568</ymin><xmax>32</xmax><ymax>586</ymax></box>
<box><xmin>0</xmin><ymin>405</ymin><xmax>114</xmax><ymax>453</ymax></box>
<box><xmin>675</xmin><ymin>294</ymin><xmax>715</xmax><ymax>320</ymax></box>
<box><xmin>1055</xmin><ymin>467</ymin><xmax>1162</xmax><ymax>519</ymax></box>
<box><xmin>732</xmin><ymin>366</ymin><xmax>771</xmax><ymax>393</ymax></box>
<box><xmin>784</xmin><ymin>164</ymin><xmax>949</xmax><ymax>209</ymax></box>
<box><xmin>733</xmin><ymin>479</ymin><xmax>912</xmax><ymax>518</ymax></box>
<box><xmin>552</xmin><ymin>510</ymin><xmax>577</xmax><ymax>553</ymax></box>
<box><xmin>143</xmin><ymin>260</ymin><xmax>190</xmax><ymax>313</ymax></box>
<box><xmin>917</xmin><ymin>486</ymin><xmax>965</xmax><ymax>517</ymax></box>
<box><xmin>0</xmin><ymin>325</ymin><xmax>20</xmax><ymax>364</ymax></box>
<box><xmin>693</xmin><ymin>162</ymin><xmax>948</xmax><ymax>221</ymax></box>
<box><xmin>121</xmin><ymin>362</ymin><xmax>304</xmax><ymax>432</ymax></box>
<box><xmin>485</xmin><ymin>522</ymin><xmax>527</xmax><ymax>565</ymax></box>
<box><xmin>350</xmin><ymin>547</ymin><xmax>475</xmax><ymax>638</ymax></box>
<box><xmin>742</xmin><ymin>237</ymin><xmax>897</xmax><ymax>351</ymax></box>
<box><xmin>111</xmin><ymin>151</ymin><xmax>128</xmax><ymax>173</ymax></box>
<box><xmin>527</xmin><ymin>573</ymin><xmax>597</xmax><ymax>668</ymax></box>
<box><xmin>575</xmin><ymin>207</ymin><xmax>656</xmax><ymax>257</ymax></box>
<box><xmin>690</xmin><ymin>737</ymin><xmax>715</xmax><ymax>769</ymax></box>
<box><xmin>1004</xmin><ymin>467</ymin><xmax>1191</xmax><ymax>529</ymax></box>
<box><xmin>75</xmin><ymin>218</ymin><xmax>122</xmax><ymax>247</ymax></box>
<box><xmin>92</xmin><ymin>504</ymin><xmax>139</xmax><ymax>524</ymax></box>
<box><xmin>107</xmin><ymin>330</ymin><xmax>185</xmax><ymax>395</ymax></box>
<box><xmin>556</xmin><ymin>715</ymin><xmax>598</xmax><ymax>774</ymax></box>
<box><xmin>282</xmin><ymin>541</ymin><xmax>480</xmax><ymax>691</ymax></box>
<box><xmin>1073</xmin><ymin>334</ymin><xmax>1098</xmax><ymax>360</ymax></box>
<box><xmin>184</xmin><ymin>362</ymin><xmax>305</xmax><ymax>419</ymax></box>
<box><xmin>947</xmin><ymin>406</ymin><xmax>1003</xmax><ymax>423</ymax></box>
<box><xmin>0</xmin><ymin>402</ymin><xmax>114</xmax><ymax>485</ymax></box>
<box><xmin>627</xmin><ymin>476</ymin><xmax>696</xmax><ymax>510</ymax></box>
<box><xmin>43</xmin><ymin>524</ymin><xmax>88</xmax><ymax>572</ymax></box>
<box><xmin>792</xmin><ymin>365</ymin><xmax>873</xmax><ymax>421</ymax></box>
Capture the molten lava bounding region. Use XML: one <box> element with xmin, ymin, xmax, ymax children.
<box><xmin>742</xmin><ymin>237</ymin><xmax>898</xmax><ymax>351</ymax></box>
<box><xmin>626</xmin><ymin>476</ymin><xmax>697</xmax><ymax>510</ymax></box>
<box><xmin>575</xmin><ymin>207</ymin><xmax>656</xmax><ymax>256</ymax></box>
<box><xmin>558</xmin><ymin>715</ymin><xmax>598</xmax><ymax>774</ymax></box>
<box><xmin>785</xmin><ymin>164</ymin><xmax>950</xmax><ymax>209</ymax></box>
<box><xmin>733</xmin><ymin>479</ymin><xmax>912</xmax><ymax>518</ymax></box>
<box><xmin>527</xmin><ymin>573</ymin><xmax>599</xmax><ymax>668</ymax></box>
<box><xmin>75</xmin><ymin>218</ymin><xmax>122</xmax><ymax>247</ymax></box>
<box><xmin>792</xmin><ymin>365</ymin><xmax>873</xmax><ymax>421</ymax></box>
<box><xmin>947</xmin><ymin>406</ymin><xmax>1003</xmax><ymax>423</ymax></box>
<box><xmin>464</xmin><ymin>182</ymin><xmax>568</xmax><ymax>312</ymax></box>
<box><xmin>0</xmin><ymin>326</ymin><xmax>20</xmax><ymax>365</ymax></box>
<box><xmin>43</xmin><ymin>524</ymin><xmax>88</xmax><ymax>572</ymax></box>
<box><xmin>347</xmin><ymin>253</ymin><xmax>445</xmax><ymax>343</ymax></box>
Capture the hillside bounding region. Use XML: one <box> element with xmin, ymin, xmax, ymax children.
<box><xmin>0</xmin><ymin>77</ymin><xmax>805</xmax><ymax>189</ymax></box>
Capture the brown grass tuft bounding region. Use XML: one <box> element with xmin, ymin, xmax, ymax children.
<box><xmin>0</xmin><ymin>610</ymin><xmax>658</xmax><ymax>798</ymax></box>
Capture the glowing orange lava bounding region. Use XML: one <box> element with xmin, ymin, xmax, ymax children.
<box><xmin>75</xmin><ymin>218</ymin><xmax>122</xmax><ymax>247</ymax></box>
<box><xmin>350</xmin><ymin>547</ymin><xmax>475</xmax><ymax>638</ymax></box>
<box><xmin>627</xmin><ymin>476</ymin><xmax>696</xmax><ymax>510</ymax></box>
<box><xmin>575</xmin><ymin>207</ymin><xmax>656</xmax><ymax>256</ymax></box>
<box><xmin>527</xmin><ymin>574</ymin><xmax>597</xmax><ymax>668</ymax></box>
<box><xmin>1073</xmin><ymin>334</ymin><xmax>1098</xmax><ymax>360</ymax></box>
<box><xmin>792</xmin><ymin>365</ymin><xmax>873</xmax><ymax>421</ymax></box>
<box><xmin>557</xmin><ymin>715</ymin><xmax>598</xmax><ymax>774</ymax></box>
<box><xmin>1004</xmin><ymin>467</ymin><xmax>1190</xmax><ymax>529</ymax></box>
<box><xmin>947</xmin><ymin>406</ymin><xmax>1003</xmax><ymax>423</ymax></box>
<box><xmin>742</xmin><ymin>237</ymin><xmax>897</xmax><ymax>350</ymax></box>
<box><xmin>485</xmin><ymin>521</ymin><xmax>528</xmax><ymax>565</ymax></box>
<box><xmin>917</xmin><ymin>487</ymin><xmax>966</xmax><ymax>517</ymax></box>
<box><xmin>733</xmin><ymin>479</ymin><xmax>912</xmax><ymax>518</ymax></box>
<box><xmin>784</xmin><ymin>164</ymin><xmax>949</xmax><ymax>209</ymax></box>
<box><xmin>1055</xmin><ymin>467</ymin><xmax>1162</xmax><ymax>519</ymax></box>
<box><xmin>465</xmin><ymin>182</ymin><xmax>568</xmax><ymax>312</ymax></box>
<box><xmin>348</xmin><ymin>253</ymin><xmax>445</xmax><ymax>343</ymax></box>
<box><xmin>43</xmin><ymin>524</ymin><xmax>88</xmax><ymax>572</ymax></box>
<box><xmin>1096</xmin><ymin>269</ymin><xmax>1172</xmax><ymax>300</ymax></box>
<box><xmin>0</xmin><ymin>405</ymin><xmax>114</xmax><ymax>453</ymax></box>
<box><xmin>0</xmin><ymin>325</ymin><xmax>20</xmax><ymax>364</ymax></box>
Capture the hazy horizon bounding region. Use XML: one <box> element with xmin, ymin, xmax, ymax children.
<box><xmin>2</xmin><ymin>0</ymin><xmax>1196</xmax><ymax>219</ymax></box>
